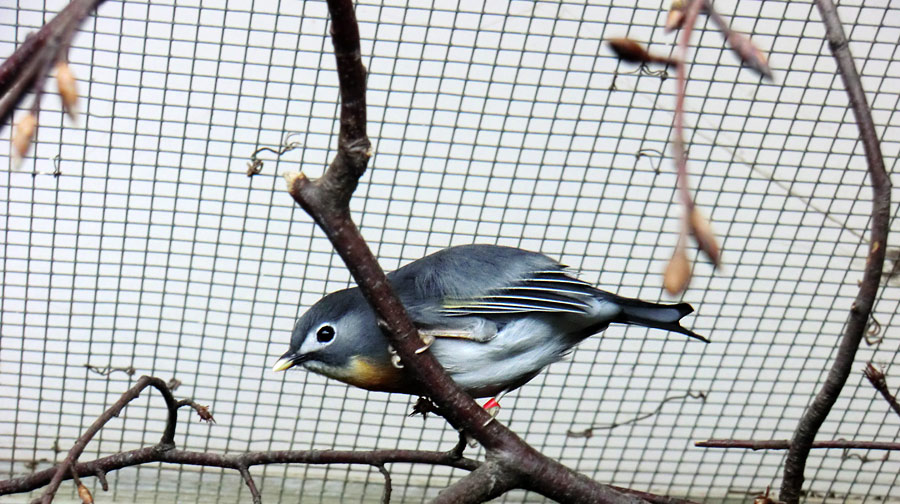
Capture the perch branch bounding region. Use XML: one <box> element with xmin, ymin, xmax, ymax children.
<box><xmin>779</xmin><ymin>0</ymin><xmax>891</xmax><ymax>502</ymax></box>
<box><xmin>282</xmin><ymin>0</ymin><xmax>655</xmax><ymax>502</ymax></box>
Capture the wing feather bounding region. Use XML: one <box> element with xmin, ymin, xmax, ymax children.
<box><xmin>440</xmin><ymin>268</ymin><xmax>597</xmax><ymax>317</ymax></box>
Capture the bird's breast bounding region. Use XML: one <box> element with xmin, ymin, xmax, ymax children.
<box><xmin>304</xmin><ymin>356</ymin><xmax>411</xmax><ymax>394</ymax></box>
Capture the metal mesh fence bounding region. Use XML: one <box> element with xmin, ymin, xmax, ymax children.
<box><xmin>1</xmin><ymin>0</ymin><xmax>899</xmax><ymax>502</ymax></box>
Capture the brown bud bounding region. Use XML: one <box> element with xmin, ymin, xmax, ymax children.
<box><xmin>608</xmin><ymin>37</ymin><xmax>678</xmax><ymax>66</ymax></box>
<box><xmin>196</xmin><ymin>404</ymin><xmax>215</xmax><ymax>423</ymax></box>
<box><xmin>608</xmin><ymin>37</ymin><xmax>654</xmax><ymax>64</ymax></box>
<box><xmin>56</xmin><ymin>62</ymin><xmax>78</xmax><ymax>120</ymax></box>
<box><xmin>11</xmin><ymin>112</ymin><xmax>37</xmax><ymax>169</ymax></box>
<box><xmin>664</xmin><ymin>240</ymin><xmax>692</xmax><ymax>295</ymax></box>
<box><xmin>689</xmin><ymin>208</ymin><xmax>721</xmax><ymax>267</ymax></box>
<box><xmin>665</xmin><ymin>7</ymin><xmax>686</xmax><ymax>32</ymax></box>
<box><xmin>77</xmin><ymin>482</ymin><xmax>94</xmax><ymax>504</ymax></box>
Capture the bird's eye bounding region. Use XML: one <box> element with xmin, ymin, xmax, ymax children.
<box><xmin>316</xmin><ymin>325</ymin><xmax>335</xmax><ymax>343</ymax></box>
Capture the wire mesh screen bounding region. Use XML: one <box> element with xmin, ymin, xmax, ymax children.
<box><xmin>2</xmin><ymin>0</ymin><xmax>899</xmax><ymax>502</ymax></box>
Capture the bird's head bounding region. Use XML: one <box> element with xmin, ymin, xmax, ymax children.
<box><xmin>272</xmin><ymin>288</ymin><xmax>401</xmax><ymax>391</ymax></box>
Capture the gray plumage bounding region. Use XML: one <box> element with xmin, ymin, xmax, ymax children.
<box><xmin>275</xmin><ymin>244</ymin><xmax>706</xmax><ymax>398</ymax></box>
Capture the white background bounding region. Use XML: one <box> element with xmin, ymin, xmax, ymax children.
<box><xmin>1</xmin><ymin>0</ymin><xmax>899</xmax><ymax>502</ymax></box>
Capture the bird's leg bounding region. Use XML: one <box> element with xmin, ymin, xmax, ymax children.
<box><xmin>480</xmin><ymin>391</ymin><xmax>507</xmax><ymax>426</ymax></box>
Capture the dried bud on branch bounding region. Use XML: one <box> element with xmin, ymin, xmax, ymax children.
<box><xmin>77</xmin><ymin>482</ymin><xmax>94</xmax><ymax>504</ymax></box>
<box><xmin>665</xmin><ymin>0</ymin><xmax>686</xmax><ymax>32</ymax></box>
<box><xmin>56</xmin><ymin>61</ymin><xmax>79</xmax><ymax>120</ymax></box>
<box><xmin>11</xmin><ymin>112</ymin><xmax>37</xmax><ymax>169</ymax></box>
<box><xmin>195</xmin><ymin>404</ymin><xmax>215</xmax><ymax>423</ymax></box>
<box><xmin>689</xmin><ymin>207</ymin><xmax>721</xmax><ymax>267</ymax></box>
<box><xmin>664</xmin><ymin>237</ymin><xmax>692</xmax><ymax>294</ymax></box>
<box><xmin>608</xmin><ymin>37</ymin><xmax>678</xmax><ymax>66</ymax></box>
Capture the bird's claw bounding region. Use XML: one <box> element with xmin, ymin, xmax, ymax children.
<box><xmin>409</xmin><ymin>396</ymin><xmax>440</xmax><ymax>418</ymax></box>
<box><xmin>388</xmin><ymin>345</ymin><xmax>403</xmax><ymax>369</ymax></box>
<box><xmin>415</xmin><ymin>332</ymin><xmax>435</xmax><ymax>354</ymax></box>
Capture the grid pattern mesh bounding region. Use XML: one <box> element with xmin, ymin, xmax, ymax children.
<box><xmin>1</xmin><ymin>0</ymin><xmax>900</xmax><ymax>502</ymax></box>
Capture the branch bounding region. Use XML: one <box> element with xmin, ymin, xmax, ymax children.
<box><xmin>1</xmin><ymin>447</ymin><xmax>481</xmax><ymax>497</ymax></box>
<box><xmin>32</xmin><ymin>376</ymin><xmax>178</xmax><ymax>504</ymax></box>
<box><xmin>697</xmin><ymin>439</ymin><xmax>900</xmax><ymax>451</ymax></box>
<box><xmin>779</xmin><ymin>0</ymin><xmax>891</xmax><ymax>500</ymax></box>
<box><xmin>281</xmin><ymin>1</ymin><xmax>652</xmax><ymax>502</ymax></box>
<box><xmin>375</xmin><ymin>464</ymin><xmax>391</xmax><ymax>504</ymax></box>
<box><xmin>431</xmin><ymin>461</ymin><xmax>519</xmax><ymax>504</ymax></box>
<box><xmin>0</xmin><ymin>0</ymin><xmax>104</xmax><ymax>132</ymax></box>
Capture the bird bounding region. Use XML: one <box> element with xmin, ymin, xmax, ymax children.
<box><xmin>272</xmin><ymin>244</ymin><xmax>706</xmax><ymax>411</ymax></box>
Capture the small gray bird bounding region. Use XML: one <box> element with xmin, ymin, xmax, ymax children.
<box><xmin>273</xmin><ymin>244</ymin><xmax>706</xmax><ymax>407</ymax></box>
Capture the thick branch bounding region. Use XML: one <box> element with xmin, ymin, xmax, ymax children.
<box><xmin>282</xmin><ymin>1</ymin><xmax>648</xmax><ymax>503</ymax></box>
<box><xmin>432</xmin><ymin>461</ymin><xmax>519</xmax><ymax>504</ymax></box>
<box><xmin>780</xmin><ymin>0</ymin><xmax>891</xmax><ymax>502</ymax></box>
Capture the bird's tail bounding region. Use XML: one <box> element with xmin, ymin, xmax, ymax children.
<box><xmin>608</xmin><ymin>295</ymin><xmax>708</xmax><ymax>342</ymax></box>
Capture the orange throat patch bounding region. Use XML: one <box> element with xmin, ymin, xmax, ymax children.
<box><xmin>306</xmin><ymin>356</ymin><xmax>409</xmax><ymax>394</ymax></box>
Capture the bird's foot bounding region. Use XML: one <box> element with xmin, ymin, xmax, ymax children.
<box><xmin>415</xmin><ymin>331</ymin><xmax>435</xmax><ymax>354</ymax></box>
<box><xmin>387</xmin><ymin>345</ymin><xmax>403</xmax><ymax>369</ymax></box>
<box><xmin>409</xmin><ymin>396</ymin><xmax>440</xmax><ymax>418</ymax></box>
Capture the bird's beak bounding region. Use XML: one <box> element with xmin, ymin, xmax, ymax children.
<box><xmin>272</xmin><ymin>351</ymin><xmax>306</xmax><ymax>372</ymax></box>
<box><xmin>272</xmin><ymin>357</ymin><xmax>295</xmax><ymax>372</ymax></box>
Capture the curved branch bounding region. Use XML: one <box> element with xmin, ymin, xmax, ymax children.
<box><xmin>33</xmin><ymin>376</ymin><xmax>177</xmax><ymax>504</ymax></box>
<box><xmin>780</xmin><ymin>0</ymin><xmax>891</xmax><ymax>502</ymax></box>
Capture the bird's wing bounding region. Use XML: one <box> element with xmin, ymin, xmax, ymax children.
<box><xmin>439</xmin><ymin>270</ymin><xmax>597</xmax><ymax>317</ymax></box>
<box><xmin>388</xmin><ymin>245</ymin><xmax>600</xmax><ymax>341</ymax></box>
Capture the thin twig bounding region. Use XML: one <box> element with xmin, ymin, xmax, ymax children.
<box><xmin>83</xmin><ymin>364</ymin><xmax>136</xmax><ymax>377</ymax></box>
<box><xmin>375</xmin><ymin>464</ymin><xmax>392</xmax><ymax>504</ymax></box>
<box><xmin>672</xmin><ymin>0</ymin><xmax>703</xmax><ymax>217</ymax></box>
<box><xmin>568</xmin><ymin>391</ymin><xmax>707</xmax><ymax>438</ymax></box>
<box><xmin>779</xmin><ymin>0</ymin><xmax>891</xmax><ymax>501</ymax></box>
<box><xmin>702</xmin><ymin>0</ymin><xmax>772</xmax><ymax>78</ymax></box>
<box><xmin>863</xmin><ymin>363</ymin><xmax>900</xmax><ymax>419</ymax></box>
<box><xmin>237</xmin><ymin>465</ymin><xmax>261</xmax><ymax>504</ymax></box>
<box><xmin>697</xmin><ymin>439</ymin><xmax>900</xmax><ymax>451</ymax></box>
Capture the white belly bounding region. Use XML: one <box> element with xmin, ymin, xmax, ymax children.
<box><xmin>428</xmin><ymin>317</ymin><xmax>575</xmax><ymax>396</ymax></box>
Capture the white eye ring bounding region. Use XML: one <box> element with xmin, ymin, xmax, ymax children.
<box><xmin>315</xmin><ymin>324</ymin><xmax>335</xmax><ymax>343</ymax></box>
